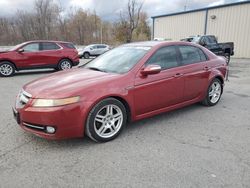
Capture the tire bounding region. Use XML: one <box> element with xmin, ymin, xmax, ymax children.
<box><xmin>83</xmin><ymin>52</ymin><xmax>90</xmax><ymax>59</ymax></box>
<box><xmin>86</xmin><ymin>98</ymin><xmax>127</xmax><ymax>142</ymax></box>
<box><xmin>57</xmin><ymin>59</ymin><xmax>72</xmax><ymax>70</ymax></box>
<box><xmin>202</xmin><ymin>78</ymin><xmax>222</xmax><ymax>106</ymax></box>
<box><xmin>224</xmin><ymin>53</ymin><xmax>230</xmax><ymax>65</ymax></box>
<box><xmin>0</xmin><ymin>61</ymin><xmax>15</xmax><ymax>77</ymax></box>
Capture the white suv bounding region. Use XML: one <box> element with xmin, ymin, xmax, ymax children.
<box><xmin>78</xmin><ymin>44</ymin><xmax>110</xmax><ymax>59</ymax></box>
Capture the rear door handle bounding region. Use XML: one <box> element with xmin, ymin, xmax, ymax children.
<box><xmin>174</xmin><ymin>73</ymin><xmax>184</xmax><ymax>78</ymax></box>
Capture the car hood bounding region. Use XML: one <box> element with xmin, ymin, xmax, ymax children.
<box><xmin>23</xmin><ymin>68</ymin><xmax>120</xmax><ymax>98</ymax></box>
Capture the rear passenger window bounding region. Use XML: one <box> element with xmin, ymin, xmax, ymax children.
<box><xmin>179</xmin><ymin>46</ymin><xmax>207</xmax><ymax>65</ymax></box>
<box><xmin>146</xmin><ymin>46</ymin><xmax>179</xmax><ymax>70</ymax></box>
<box><xmin>198</xmin><ymin>48</ymin><xmax>207</xmax><ymax>61</ymax></box>
<box><xmin>41</xmin><ymin>42</ymin><xmax>60</xmax><ymax>51</ymax></box>
<box><xmin>97</xmin><ymin>45</ymin><xmax>106</xmax><ymax>48</ymax></box>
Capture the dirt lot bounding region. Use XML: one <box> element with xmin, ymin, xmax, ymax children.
<box><xmin>0</xmin><ymin>59</ymin><xmax>250</xmax><ymax>188</ymax></box>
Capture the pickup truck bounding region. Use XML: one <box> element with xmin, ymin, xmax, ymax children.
<box><xmin>181</xmin><ymin>35</ymin><xmax>234</xmax><ymax>64</ymax></box>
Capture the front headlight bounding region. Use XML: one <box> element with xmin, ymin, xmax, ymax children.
<box><xmin>33</xmin><ymin>96</ymin><xmax>80</xmax><ymax>107</ymax></box>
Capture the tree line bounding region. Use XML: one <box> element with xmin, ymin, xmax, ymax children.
<box><xmin>0</xmin><ymin>0</ymin><xmax>151</xmax><ymax>46</ymax></box>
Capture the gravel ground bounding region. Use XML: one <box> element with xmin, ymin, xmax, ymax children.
<box><xmin>0</xmin><ymin>58</ymin><xmax>249</xmax><ymax>188</ymax></box>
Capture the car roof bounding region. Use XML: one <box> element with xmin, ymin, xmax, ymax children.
<box><xmin>26</xmin><ymin>40</ymin><xmax>73</xmax><ymax>44</ymax></box>
<box><xmin>122</xmin><ymin>41</ymin><xmax>198</xmax><ymax>48</ymax></box>
<box><xmin>87</xmin><ymin>44</ymin><xmax>108</xmax><ymax>46</ymax></box>
<box><xmin>122</xmin><ymin>41</ymin><xmax>164</xmax><ymax>47</ymax></box>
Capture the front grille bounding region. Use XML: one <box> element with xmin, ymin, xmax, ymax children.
<box><xmin>23</xmin><ymin>122</ymin><xmax>45</xmax><ymax>132</ymax></box>
<box><xmin>16</xmin><ymin>90</ymin><xmax>32</xmax><ymax>108</ymax></box>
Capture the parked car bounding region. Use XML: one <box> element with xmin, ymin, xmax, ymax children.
<box><xmin>181</xmin><ymin>35</ymin><xmax>234</xmax><ymax>64</ymax></box>
<box><xmin>78</xmin><ymin>44</ymin><xmax>110</xmax><ymax>59</ymax></box>
<box><xmin>13</xmin><ymin>41</ymin><xmax>227</xmax><ymax>142</ymax></box>
<box><xmin>0</xmin><ymin>40</ymin><xmax>79</xmax><ymax>77</ymax></box>
<box><xmin>180</xmin><ymin>37</ymin><xmax>195</xmax><ymax>42</ymax></box>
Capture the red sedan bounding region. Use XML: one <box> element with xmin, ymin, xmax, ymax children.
<box><xmin>13</xmin><ymin>41</ymin><xmax>227</xmax><ymax>142</ymax></box>
<box><xmin>0</xmin><ymin>40</ymin><xmax>79</xmax><ymax>77</ymax></box>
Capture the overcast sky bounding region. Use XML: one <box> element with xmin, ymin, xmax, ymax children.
<box><xmin>0</xmin><ymin>0</ymin><xmax>246</xmax><ymax>21</ymax></box>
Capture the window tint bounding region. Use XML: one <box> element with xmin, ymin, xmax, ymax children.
<box><xmin>200</xmin><ymin>37</ymin><xmax>209</xmax><ymax>45</ymax></box>
<box><xmin>41</xmin><ymin>42</ymin><xmax>60</xmax><ymax>51</ymax></box>
<box><xmin>97</xmin><ymin>45</ymin><xmax>106</xmax><ymax>48</ymax></box>
<box><xmin>179</xmin><ymin>46</ymin><xmax>207</xmax><ymax>65</ymax></box>
<box><xmin>147</xmin><ymin>46</ymin><xmax>178</xmax><ymax>70</ymax></box>
<box><xmin>198</xmin><ymin>48</ymin><xmax>208</xmax><ymax>61</ymax></box>
<box><xmin>23</xmin><ymin>43</ymin><xmax>39</xmax><ymax>52</ymax></box>
<box><xmin>61</xmin><ymin>43</ymin><xmax>76</xmax><ymax>49</ymax></box>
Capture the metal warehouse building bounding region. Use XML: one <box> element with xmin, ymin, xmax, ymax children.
<box><xmin>152</xmin><ymin>1</ymin><xmax>250</xmax><ymax>58</ymax></box>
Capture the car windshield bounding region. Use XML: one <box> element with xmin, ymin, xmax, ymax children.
<box><xmin>84</xmin><ymin>46</ymin><xmax>151</xmax><ymax>74</ymax></box>
<box><xmin>191</xmin><ymin>36</ymin><xmax>201</xmax><ymax>43</ymax></box>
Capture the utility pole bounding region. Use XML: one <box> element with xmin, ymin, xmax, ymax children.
<box><xmin>100</xmin><ymin>20</ymin><xmax>103</xmax><ymax>44</ymax></box>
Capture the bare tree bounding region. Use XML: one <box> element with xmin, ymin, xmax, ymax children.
<box><xmin>114</xmin><ymin>0</ymin><xmax>150</xmax><ymax>43</ymax></box>
<box><xmin>34</xmin><ymin>0</ymin><xmax>60</xmax><ymax>39</ymax></box>
<box><xmin>0</xmin><ymin>0</ymin><xmax>150</xmax><ymax>46</ymax></box>
<box><xmin>125</xmin><ymin>0</ymin><xmax>143</xmax><ymax>42</ymax></box>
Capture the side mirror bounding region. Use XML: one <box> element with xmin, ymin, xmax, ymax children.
<box><xmin>141</xmin><ymin>65</ymin><xmax>161</xmax><ymax>76</ymax></box>
<box><xmin>18</xmin><ymin>48</ymin><xmax>24</xmax><ymax>53</ymax></box>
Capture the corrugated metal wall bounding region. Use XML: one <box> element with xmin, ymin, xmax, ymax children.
<box><xmin>207</xmin><ymin>4</ymin><xmax>250</xmax><ymax>58</ymax></box>
<box><xmin>154</xmin><ymin>11</ymin><xmax>206</xmax><ymax>41</ymax></box>
<box><xmin>153</xmin><ymin>3</ymin><xmax>250</xmax><ymax>58</ymax></box>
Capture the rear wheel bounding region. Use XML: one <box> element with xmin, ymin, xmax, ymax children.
<box><xmin>202</xmin><ymin>78</ymin><xmax>222</xmax><ymax>106</ymax></box>
<box><xmin>224</xmin><ymin>53</ymin><xmax>230</xmax><ymax>64</ymax></box>
<box><xmin>86</xmin><ymin>98</ymin><xmax>127</xmax><ymax>142</ymax></box>
<box><xmin>0</xmin><ymin>61</ymin><xmax>15</xmax><ymax>77</ymax></box>
<box><xmin>57</xmin><ymin>59</ymin><xmax>72</xmax><ymax>70</ymax></box>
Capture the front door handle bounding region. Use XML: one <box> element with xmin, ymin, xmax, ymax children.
<box><xmin>204</xmin><ymin>66</ymin><xmax>211</xmax><ymax>71</ymax></box>
<box><xmin>174</xmin><ymin>73</ymin><xmax>184</xmax><ymax>78</ymax></box>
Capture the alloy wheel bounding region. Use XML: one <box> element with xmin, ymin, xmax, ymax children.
<box><xmin>94</xmin><ymin>104</ymin><xmax>123</xmax><ymax>138</ymax></box>
<box><xmin>225</xmin><ymin>55</ymin><xmax>230</xmax><ymax>64</ymax></box>
<box><xmin>84</xmin><ymin>53</ymin><xmax>90</xmax><ymax>59</ymax></box>
<box><xmin>0</xmin><ymin>64</ymin><xmax>13</xmax><ymax>76</ymax></box>
<box><xmin>60</xmin><ymin>60</ymin><xmax>72</xmax><ymax>70</ymax></box>
<box><xmin>209</xmin><ymin>81</ymin><xmax>222</xmax><ymax>104</ymax></box>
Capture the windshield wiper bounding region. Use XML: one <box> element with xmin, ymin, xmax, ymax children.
<box><xmin>87</xmin><ymin>67</ymin><xmax>106</xmax><ymax>72</ymax></box>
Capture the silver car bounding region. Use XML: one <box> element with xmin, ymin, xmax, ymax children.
<box><xmin>78</xmin><ymin>44</ymin><xmax>110</xmax><ymax>59</ymax></box>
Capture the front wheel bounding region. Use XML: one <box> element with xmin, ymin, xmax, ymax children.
<box><xmin>83</xmin><ymin>52</ymin><xmax>90</xmax><ymax>59</ymax></box>
<box><xmin>202</xmin><ymin>78</ymin><xmax>222</xmax><ymax>106</ymax></box>
<box><xmin>86</xmin><ymin>98</ymin><xmax>127</xmax><ymax>142</ymax></box>
<box><xmin>0</xmin><ymin>61</ymin><xmax>15</xmax><ymax>77</ymax></box>
<box><xmin>57</xmin><ymin>59</ymin><xmax>72</xmax><ymax>70</ymax></box>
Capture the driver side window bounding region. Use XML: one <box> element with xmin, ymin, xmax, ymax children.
<box><xmin>23</xmin><ymin>43</ymin><xmax>39</xmax><ymax>52</ymax></box>
<box><xmin>146</xmin><ymin>46</ymin><xmax>179</xmax><ymax>70</ymax></box>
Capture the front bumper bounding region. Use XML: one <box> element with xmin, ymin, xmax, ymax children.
<box><xmin>13</xmin><ymin>103</ymin><xmax>88</xmax><ymax>140</ymax></box>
